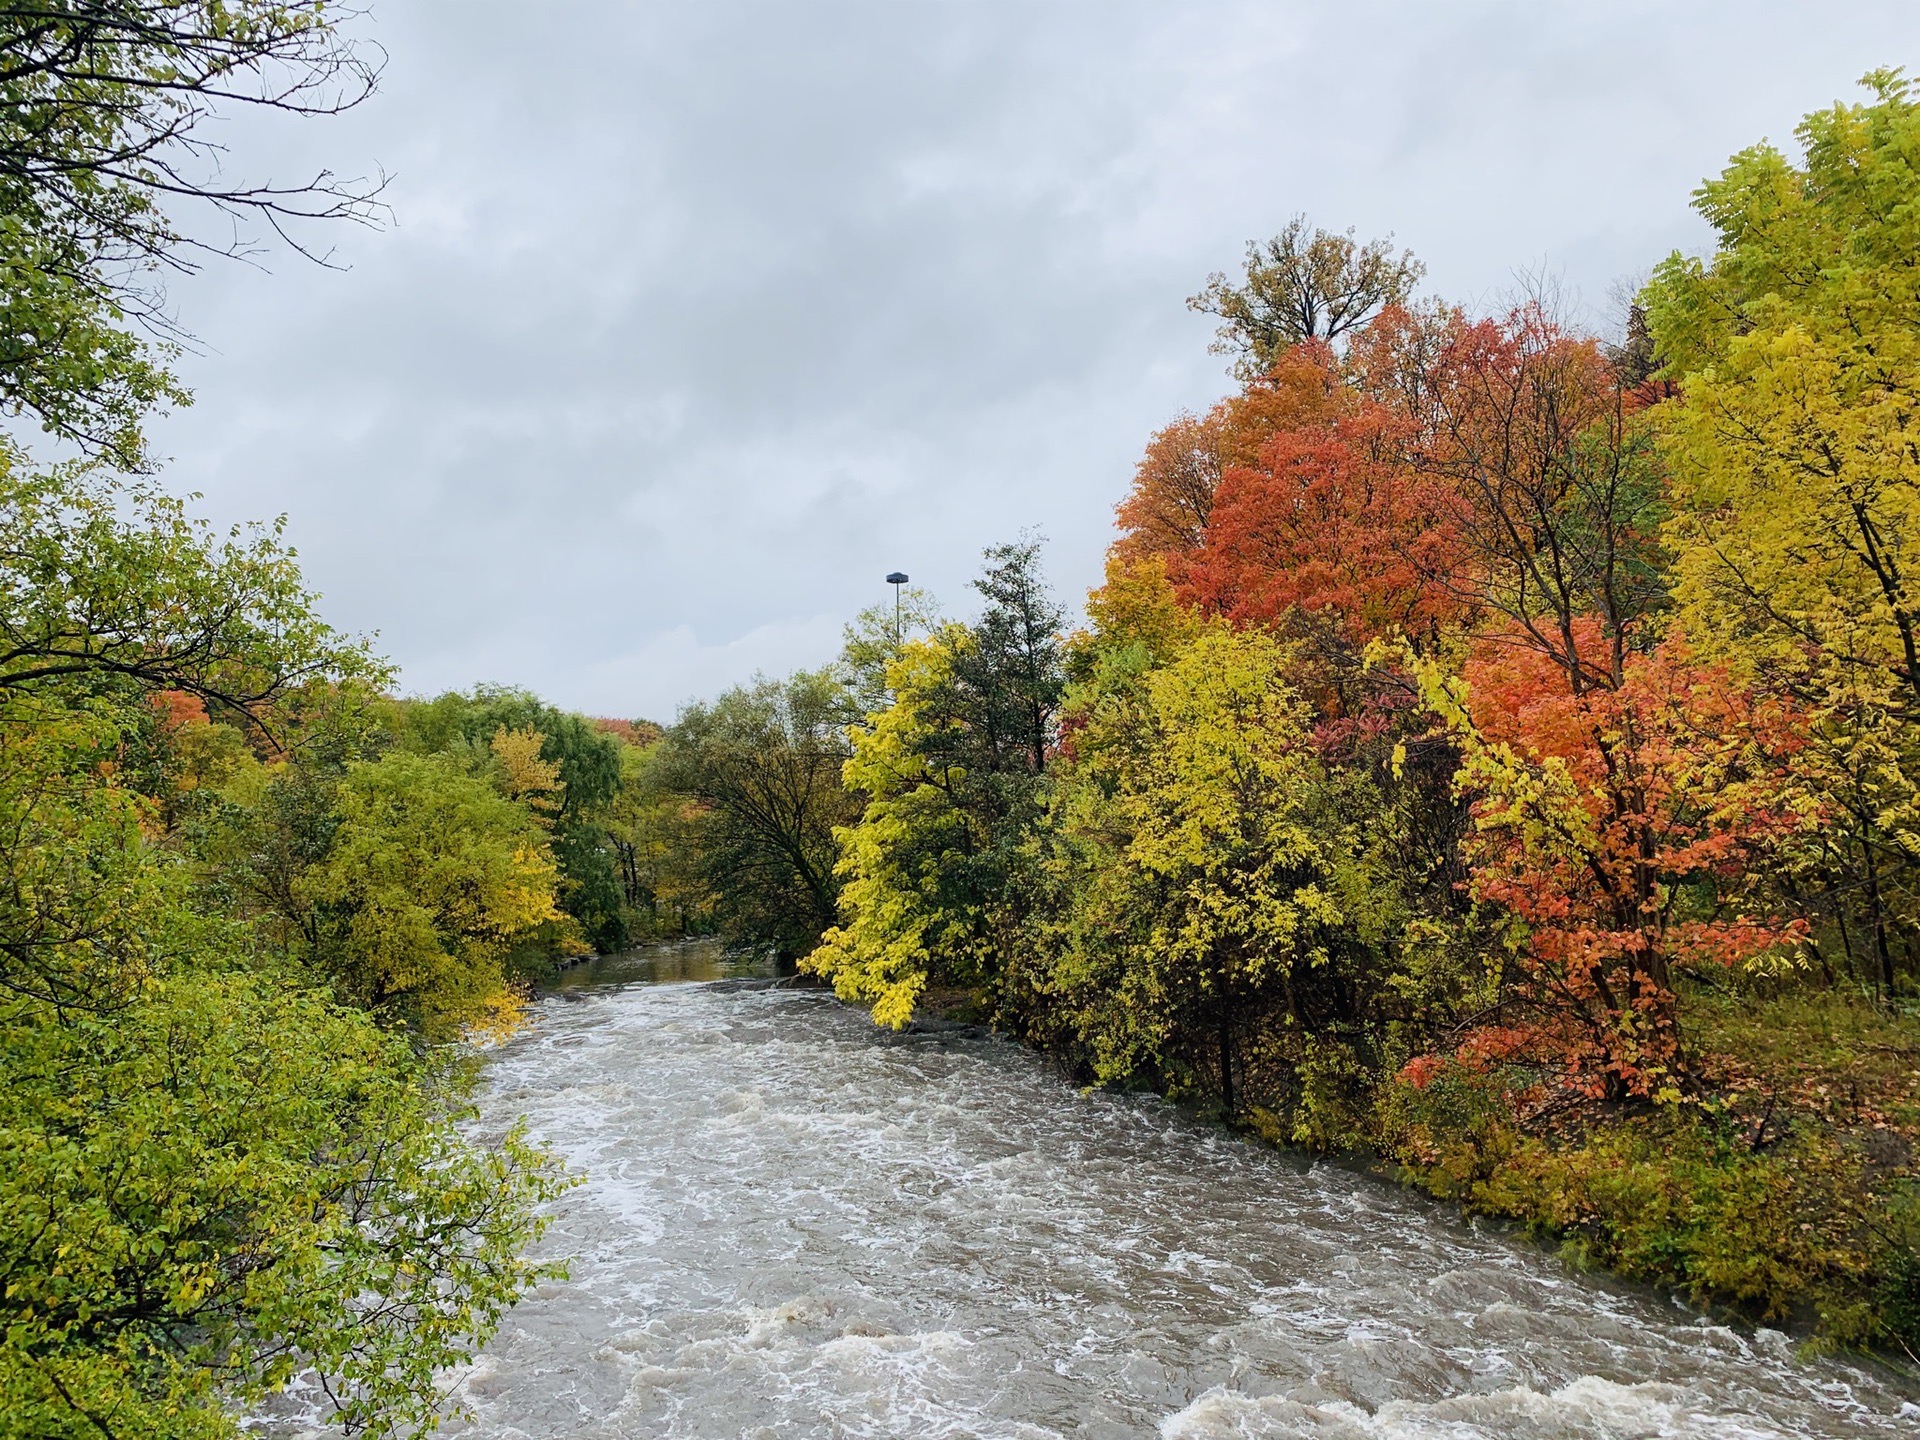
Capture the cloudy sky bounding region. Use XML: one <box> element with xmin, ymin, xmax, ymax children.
<box><xmin>135</xmin><ymin>1</ymin><xmax>1920</xmax><ymax>721</ymax></box>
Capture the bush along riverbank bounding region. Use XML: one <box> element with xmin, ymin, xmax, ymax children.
<box><xmin>1375</xmin><ymin>988</ymin><xmax>1920</xmax><ymax>1354</ymax></box>
<box><xmin>652</xmin><ymin>75</ymin><xmax>1920</xmax><ymax>1360</ymax></box>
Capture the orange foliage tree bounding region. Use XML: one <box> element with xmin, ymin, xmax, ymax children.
<box><xmin>1393</xmin><ymin>306</ymin><xmax>1797</xmax><ymax>1095</ymax></box>
<box><xmin>1124</xmin><ymin>294</ymin><xmax>1806</xmax><ymax>1096</ymax></box>
<box><xmin>1414</xmin><ymin>630</ymin><xmax>1808</xmax><ymax>1099</ymax></box>
<box><xmin>1182</xmin><ymin>396</ymin><xmax>1470</xmax><ymax>656</ymax></box>
<box><xmin>1418</xmin><ymin>304</ymin><xmax>1670</xmax><ymax>691</ymax></box>
<box><xmin>1111</xmin><ymin>343</ymin><xmax>1347</xmax><ymax>565</ymax></box>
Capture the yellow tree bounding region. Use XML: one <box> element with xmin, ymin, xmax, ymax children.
<box><xmin>298</xmin><ymin>752</ymin><xmax>561</xmax><ymax>1039</ymax></box>
<box><xmin>1645</xmin><ymin>70</ymin><xmax>1920</xmax><ymax>992</ymax></box>
<box><xmin>490</xmin><ymin>725</ymin><xmax>565</xmax><ymax>824</ymax></box>
<box><xmin>809</xmin><ymin>542</ymin><xmax>1068</xmax><ymax>1028</ymax></box>
<box><xmin>803</xmin><ymin>632</ymin><xmax>978</xmax><ymax>1028</ymax></box>
<box><xmin>1043</xmin><ymin>626</ymin><xmax>1373</xmax><ymax>1118</ymax></box>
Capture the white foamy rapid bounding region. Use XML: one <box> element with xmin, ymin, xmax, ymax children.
<box><xmin>424</xmin><ymin>961</ymin><xmax>1915</xmax><ymax>1438</ymax></box>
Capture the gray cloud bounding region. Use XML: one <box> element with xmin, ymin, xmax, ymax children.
<box><xmin>119</xmin><ymin>0</ymin><xmax>1920</xmax><ymax>719</ymax></box>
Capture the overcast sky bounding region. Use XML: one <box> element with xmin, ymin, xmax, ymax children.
<box><xmin>125</xmin><ymin>1</ymin><xmax>1920</xmax><ymax>721</ymax></box>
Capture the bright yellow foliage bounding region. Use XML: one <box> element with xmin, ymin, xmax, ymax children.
<box><xmin>1645</xmin><ymin>70</ymin><xmax>1920</xmax><ymax>985</ymax></box>
<box><xmin>1648</xmin><ymin>70</ymin><xmax>1920</xmax><ymax>700</ymax></box>
<box><xmin>489</xmin><ymin>726</ymin><xmax>564</xmax><ymax>822</ymax></box>
<box><xmin>803</xmin><ymin>629</ymin><xmax>978</xmax><ymax>1028</ymax></box>
<box><xmin>1080</xmin><ymin>553</ymin><xmax>1204</xmax><ymax>667</ymax></box>
<box><xmin>1046</xmin><ymin>626</ymin><xmax>1350</xmax><ymax>1089</ymax></box>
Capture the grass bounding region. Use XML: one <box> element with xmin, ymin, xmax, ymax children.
<box><xmin>1377</xmin><ymin>982</ymin><xmax>1920</xmax><ymax>1359</ymax></box>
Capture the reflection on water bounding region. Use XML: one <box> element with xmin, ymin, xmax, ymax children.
<box><xmin>544</xmin><ymin>938</ymin><xmax>780</xmax><ymax>992</ymax></box>
<box><xmin>344</xmin><ymin>950</ymin><xmax>1920</xmax><ymax>1436</ymax></box>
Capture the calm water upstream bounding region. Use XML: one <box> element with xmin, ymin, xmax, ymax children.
<box><xmin>428</xmin><ymin>946</ymin><xmax>1917</xmax><ymax>1438</ymax></box>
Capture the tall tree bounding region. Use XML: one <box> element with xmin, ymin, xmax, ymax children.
<box><xmin>1646</xmin><ymin>70</ymin><xmax>1920</xmax><ymax>995</ymax></box>
<box><xmin>0</xmin><ymin>1</ymin><xmax>382</xmax><ymax>463</ymax></box>
<box><xmin>1189</xmin><ymin>216</ymin><xmax>1423</xmax><ymax>378</ymax></box>
<box><xmin>807</xmin><ymin>541</ymin><xmax>1067</xmax><ymax>1026</ymax></box>
<box><xmin>0</xmin><ymin>465</ymin><xmax>565</xmax><ymax>1438</ymax></box>
<box><xmin>659</xmin><ymin>670</ymin><xmax>858</xmax><ymax>961</ymax></box>
<box><xmin>957</xmin><ymin>537</ymin><xmax>1068</xmax><ymax>778</ymax></box>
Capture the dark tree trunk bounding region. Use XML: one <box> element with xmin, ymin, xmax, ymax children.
<box><xmin>1217</xmin><ymin>988</ymin><xmax>1236</xmax><ymax>1120</ymax></box>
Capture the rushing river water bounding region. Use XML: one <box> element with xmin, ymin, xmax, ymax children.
<box><xmin>426</xmin><ymin>948</ymin><xmax>1917</xmax><ymax>1439</ymax></box>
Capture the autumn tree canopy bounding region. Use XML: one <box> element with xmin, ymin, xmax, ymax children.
<box><xmin>1189</xmin><ymin>215</ymin><xmax>1424</xmax><ymax>377</ymax></box>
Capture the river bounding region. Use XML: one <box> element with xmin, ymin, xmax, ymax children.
<box><xmin>433</xmin><ymin>947</ymin><xmax>1916</xmax><ymax>1438</ymax></box>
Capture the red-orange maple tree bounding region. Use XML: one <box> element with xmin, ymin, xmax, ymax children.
<box><xmin>1112</xmin><ymin>342</ymin><xmax>1347</xmax><ymax>564</ymax></box>
<box><xmin>1428</xmin><ymin>626</ymin><xmax>1808</xmax><ymax>1097</ymax></box>
<box><xmin>1180</xmin><ymin>396</ymin><xmax>1472</xmax><ymax>653</ymax></box>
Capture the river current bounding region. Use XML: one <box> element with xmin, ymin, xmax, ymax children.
<box><xmin>431</xmin><ymin>949</ymin><xmax>1916</xmax><ymax>1438</ymax></box>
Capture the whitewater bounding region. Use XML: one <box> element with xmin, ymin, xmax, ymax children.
<box><xmin>405</xmin><ymin>950</ymin><xmax>1919</xmax><ymax>1438</ymax></box>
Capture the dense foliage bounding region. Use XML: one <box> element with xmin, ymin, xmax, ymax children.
<box><xmin>654</xmin><ymin>671</ymin><xmax>857</xmax><ymax>962</ymax></box>
<box><xmin>0</xmin><ymin>454</ymin><xmax>572</xmax><ymax>1438</ymax></box>
<box><xmin>651</xmin><ymin>76</ymin><xmax>1920</xmax><ymax>1357</ymax></box>
<box><xmin>12</xmin><ymin>8</ymin><xmax>1920</xmax><ymax>1420</ymax></box>
<box><xmin>0</xmin><ymin>6</ymin><xmax>580</xmax><ymax>1436</ymax></box>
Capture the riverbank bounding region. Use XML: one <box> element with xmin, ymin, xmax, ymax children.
<box><xmin>1376</xmin><ymin>986</ymin><xmax>1920</xmax><ymax>1361</ymax></box>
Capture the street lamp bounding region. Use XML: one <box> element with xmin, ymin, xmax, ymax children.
<box><xmin>885</xmin><ymin>571</ymin><xmax>909</xmax><ymax>647</ymax></box>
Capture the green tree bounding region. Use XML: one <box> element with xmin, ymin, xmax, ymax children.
<box><xmin>0</xmin><ymin>1</ymin><xmax>381</xmax><ymax>464</ymax></box>
<box><xmin>806</xmin><ymin>541</ymin><xmax>1067</xmax><ymax>1025</ymax></box>
<box><xmin>395</xmin><ymin>687</ymin><xmax>628</xmax><ymax>953</ymax></box>
<box><xmin>2</xmin><ymin>960</ymin><xmax>567</xmax><ymax>1439</ymax></box>
<box><xmin>295</xmin><ymin>751</ymin><xmax>561</xmax><ymax>1040</ymax></box>
<box><xmin>1189</xmin><ymin>215</ymin><xmax>1423</xmax><ymax>377</ymax></box>
<box><xmin>603</xmin><ymin>736</ymin><xmax>715</xmax><ymax>937</ymax></box>
<box><xmin>0</xmin><ymin>464</ymin><xmax>567</xmax><ymax>1438</ymax></box>
<box><xmin>659</xmin><ymin>670</ymin><xmax>857</xmax><ymax>961</ymax></box>
<box><xmin>834</xmin><ymin>583</ymin><xmax>943</xmax><ymax>719</ymax></box>
<box><xmin>0</xmin><ymin>455</ymin><xmax>379</xmax><ymax>721</ymax></box>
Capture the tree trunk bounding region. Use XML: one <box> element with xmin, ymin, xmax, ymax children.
<box><xmin>1862</xmin><ymin>830</ymin><xmax>1897</xmax><ymax>1002</ymax></box>
<box><xmin>1217</xmin><ymin>988</ymin><xmax>1236</xmax><ymax>1120</ymax></box>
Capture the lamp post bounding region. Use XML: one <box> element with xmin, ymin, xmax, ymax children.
<box><xmin>885</xmin><ymin>571</ymin><xmax>909</xmax><ymax>647</ymax></box>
